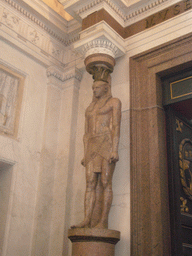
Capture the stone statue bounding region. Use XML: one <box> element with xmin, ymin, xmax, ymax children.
<box><xmin>72</xmin><ymin>75</ymin><xmax>121</xmax><ymax>229</ymax></box>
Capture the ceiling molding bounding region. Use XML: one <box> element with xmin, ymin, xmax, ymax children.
<box><xmin>60</xmin><ymin>0</ymin><xmax>182</xmax><ymax>27</ymax></box>
<box><xmin>2</xmin><ymin>0</ymin><xmax>80</xmax><ymax>46</ymax></box>
<box><xmin>0</xmin><ymin>0</ymin><xmax>82</xmax><ymax>69</ymax></box>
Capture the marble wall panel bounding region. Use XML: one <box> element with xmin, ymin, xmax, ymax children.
<box><xmin>0</xmin><ymin>65</ymin><xmax>24</xmax><ymax>138</ymax></box>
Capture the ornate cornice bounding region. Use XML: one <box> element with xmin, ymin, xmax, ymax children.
<box><xmin>125</xmin><ymin>0</ymin><xmax>169</xmax><ymax>21</ymax></box>
<box><xmin>61</xmin><ymin>0</ymin><xmax>179</xmax><ymax>27</ymax></box>
<box><xmin>66</xmin><ymin>33</ymin><xmax>80</xmax><ymax>47</ymax></box>
<box><xmin>0</xmin><ymin>0</ymin><xmax>82</xmax><ymax>68</ymax></box>
<box><xmin>76</xmin><ymin>0</ymin><xmax>125</xmax><ymax>21</ymax></box>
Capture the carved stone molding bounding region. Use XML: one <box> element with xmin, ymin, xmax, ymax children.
<box><xmin>47</xmin><ymin>66</ymin><xmax>82</xmax><ymax>90</ymax></box>
<box><xmin>0</xmin><ymin>0</ymin><xmax>81</xmax><ymax>68</ymax></box>
<box><xmin>82</xmin><ymin>39</ymin><xmax>118</xmax><ymax>59</ymax></box>
<box><xmin>73</xmin><ymin>22</ymin><xmax>126</xmax><ymax>59</ymax></box>
<box><xmin>2</xmin><ymin>0</ymin><xmax>80</xmax><ymax>46</ymax></box>
<box><xmin>72</xmin><ymin>19</ymin><xmax>126</xmax><ymax>82</ymax></box>
<box><xmin>0</xmin><ymin>157</ymin><xmax>16</xmax><ymax>169</ymax></box>
<box><xmin>47</xmin><ymin>67</ymin><xmax>65</xmax><ymax>83</ymax></box>
<box><xmin>60</xmin><ymin>0</ymin><xmax>177</xmax><ymax>27</ymax></box>
<box><xmin>74</xmin><ymin>33</ymin><xmax>123</xmax><ymax>81</ymax></box>
<box><xmin>84</xmin><ymin>53</ymin><xmax>115</xmax><ymax>82</ymax></box>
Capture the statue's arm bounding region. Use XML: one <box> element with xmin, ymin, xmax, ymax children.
<box><xmin>81</xmin><ymin>114</ymin><xmax>88</xmax><ymax>166</ymax></box>
<box><xmin>110</xmin><ymin>98</ymin><xmax>121</xmax><ymax>163</ymax></box>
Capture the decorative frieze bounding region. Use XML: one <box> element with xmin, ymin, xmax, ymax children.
<box><xmin>2</xmin><ymin>9</ymin><xmax>20</xmax><ymax>30</ymax></box>
<box><xmin>2</xmin><ymin>0</ymin><xmax>79</xmax><ymax>46</ymax></box>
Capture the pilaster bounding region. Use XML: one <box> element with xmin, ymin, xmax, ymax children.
<box><xmin>31</xmin><ymin>66</ymin><xmax>82</xmax><ymax>256</ymax></box>
<box><xmin>48</xmin><ymin>66</ymin><xmax>82</xmax><ymax>256</ymax></box>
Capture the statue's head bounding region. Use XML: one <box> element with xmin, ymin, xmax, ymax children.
<box><xmin>92</xmin><ymin>75</ymin><xmax>112</xmax><ymax>101</ymax></box>
<box><xmin>92</xmin><ymin>81</ymin><xmax>109</xmax><ymax>98</ymax></box>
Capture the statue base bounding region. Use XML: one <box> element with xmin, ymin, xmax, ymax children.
<box><xmin>68</xmin><ymin>228</ymin><xmax>120</xmax><ymax>256</ymax></box>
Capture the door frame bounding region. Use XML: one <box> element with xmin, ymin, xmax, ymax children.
<box><xmin>130</xmin><ymin>33</ymin><xmax>192</xmax><ymax>255</ymax></box>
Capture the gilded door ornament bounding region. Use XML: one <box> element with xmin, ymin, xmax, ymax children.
<box><xmin>179</xmin><ymin>138</ymin><xmax>192</xmax><ymax>200</ymax></box>
<box><xmin>176</xmin><ymin>119</ymin><xmax>183</xmax><ymax>133</ymax></box>
<box><xmin>180</xmin><ymin>197</ymin><xmax>189</xmax><ymax>213</ymax></box>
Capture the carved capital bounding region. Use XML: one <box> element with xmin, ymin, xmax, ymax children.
<box><xmin>73</xmin><ymin>22</ymin><xmax>125</xmax><ymax>60</ymax></box>
<box><xmin>84</xmin><ymin>53</ymin><xmax>115</xmax><ymax>82</ymax></box>
<box><xmin>88</xmin><ymin>64</ymin><xmax>113</xmax><ymax>82</ymax></box>
<box><xmin>47</xmin><ymin>66</ymin><xmax>64</xmax><ymax>82</ymax></box>
<box><xmin>82</xmin><ymin>39</ymin><xmax>118</xmax><ymax>59</ymax></box>
<box><xmin>47</xmin><ymin>66</ymin><xmax>82</xmax><ymax>89</ymax></box>
<box><xmin>82</xmin><ymin>38</ymin><xmax>117</xmax><ymax>81</ymax></box>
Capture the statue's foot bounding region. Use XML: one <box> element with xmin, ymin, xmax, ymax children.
<box><xmin>94</xmin><ymin>221</ymin><xmax>108</xmax><ymax>229</ymax></box>
<box><xmin>71</xmin><ymin>219</ymin><xmax>90</xmax><ymax>229</ymax></box>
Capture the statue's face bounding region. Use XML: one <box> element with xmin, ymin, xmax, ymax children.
<box><xmin>92</xmin><ymin>81</ymin><xmax>107</xmax><ymax>98</ymax></box>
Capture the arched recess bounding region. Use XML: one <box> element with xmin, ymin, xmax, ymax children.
<box><xmin>130</xmin><ymin>33</ymin><xmax>192</xmax><ymax>256</ymax></box>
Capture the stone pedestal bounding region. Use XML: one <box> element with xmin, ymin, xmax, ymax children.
<box><xmin>68</xmin><ymin>228</ymin><xmax>120</xmax><ymax>256</ymax></box>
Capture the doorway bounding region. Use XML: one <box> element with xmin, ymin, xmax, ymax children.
<box><xmin>0</xmin><ymin>161</ymin><xmax>13</xmax><ymax>255</ymax></box>
<box><xmin>163</xmin><ymin>70</ymin><xmax>192</xmax><ymax>256</ymax></box>
<box><xmin>130</xmin><ymin>33</ymin><xmax>192</xmax><ymax>255</ymax></box>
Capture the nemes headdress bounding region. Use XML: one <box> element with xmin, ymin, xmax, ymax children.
<box><xmin>90</xmin><ymin>65</ymin><xmax>113</xmax><ymax>82</ymax></box>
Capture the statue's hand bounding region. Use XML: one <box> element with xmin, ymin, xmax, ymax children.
<box><xmin>109</xmin><ymin>152</ymin><xmax>119</xmax><ymax>163</ymax></box>
<box><xmin>81</xmin><ymin>158</ymin><xmax>85</xmax><ymax>167</ymax></box>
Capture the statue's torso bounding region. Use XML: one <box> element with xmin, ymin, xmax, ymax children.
<box><xmin>86</xmin><ymin>98</ymin><xmax>113</xmax><ymax>136</ymax></box>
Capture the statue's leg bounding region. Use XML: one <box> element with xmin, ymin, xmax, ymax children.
<box><xmin>71</xmin><ymin>161</ymin><xmax>98</xmax><ymax>228</ymax></box>
<box><xmin>90</xmin><ymin>174</ymin><xmax>103</xmax><ymax>227</ymax></box>
<box><xmin>95</xmin><ymin>160</ymin><xmax>115</xmax><ymax>229</ymax></box>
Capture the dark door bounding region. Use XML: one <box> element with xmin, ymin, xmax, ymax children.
<box><xmin>163</xmin><ymin>68</ymin><xmax>192</xmax><ymax>255</ymax></box>
<box><xmin>166</xmin><ymin>107</ymin><xmax>192</xmax><ymax>255</ymax></box>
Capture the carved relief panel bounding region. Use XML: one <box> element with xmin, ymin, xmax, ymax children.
<box><xmin>0</xmin><ymin>65</ymin><xmax>24</xmax><ymax>137</ymax></box>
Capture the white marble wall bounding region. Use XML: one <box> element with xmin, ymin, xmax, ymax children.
<box><xmin>0</xmin><ymin>40</ymin><xmax>47</xmax><ymax>256</ymax></box>
<box><xmin>0</xmin><ymin>39</ymin><xmax>81</xmax><ymax>256</ymax></box>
